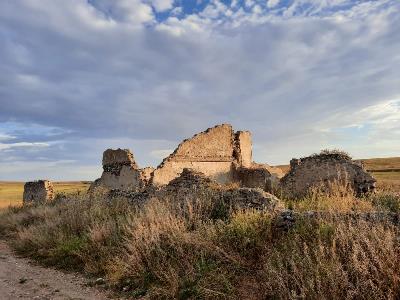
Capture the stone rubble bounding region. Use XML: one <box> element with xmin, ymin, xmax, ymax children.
<box><xmin>280</xmin><ymin>152</ymin><xmax>376</xmax><ymax>198</ymax></box>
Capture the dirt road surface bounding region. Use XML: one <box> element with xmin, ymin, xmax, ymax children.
<box><xmin>0</xmin><ymin>241</ymin><xmax>115</xmax><ymax>300</ymax></box>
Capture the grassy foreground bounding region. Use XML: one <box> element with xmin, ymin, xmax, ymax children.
<box><xmin>1</xmin><ymin>183</ymin><xmax>400</xmax><ymax>299</ymax></box>
<box><xmin>0</xmin><ymin>181</ymin><xmax>90</xmax><ymax>209</ymax></box>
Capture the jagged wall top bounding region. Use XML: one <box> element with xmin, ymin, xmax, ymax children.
<box><xmin>157</xmin><ymin>124</ymin><xmax>235</xmax><ymax>168</ymax></box>
<box><xmin>103</xmin><ymin>149</ymin><xmax>138</xmax><ymax>169</ymax></box>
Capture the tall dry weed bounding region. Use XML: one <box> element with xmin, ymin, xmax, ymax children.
<box><xmin>1</xmin><ymin>189</ymin><xmax>399</xmax><ymax>299</ymax></box>
<box><xmin>289</xmin><ymin>180</ymin><xmax>374</xmax><ymax>212</ymax></box>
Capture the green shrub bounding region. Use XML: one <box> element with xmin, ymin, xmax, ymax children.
<box><xmin>371</xmin><ymin>193</ymin><xmax>400</xmax><ymax>213</ymax></box>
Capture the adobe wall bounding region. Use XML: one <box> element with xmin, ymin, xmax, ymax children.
<box><xmin>235</xmin><ymin>163</ymin><xmax>284</xmax><ymax>193</ymax></box>
<box><xmin>234</xmin><ymin>131</ymin><xmax>252</xmax><ymax>167</ymax></box>
<box><xmin>151</xmin><ymin>124</ymin><xmax>251</xmax><ymax>186</ymax></box>
<box><xmin>91</xmin><ymin>124</ymin><xmax>283</xmax><ymax>193</ymax></box>
<box><xmin>23</xmin><ymin>180</ymin><xmax>54</xmax><ymax>204</ymax></box>
<box><xmin>280</xmin><ymin>153</ymin><xmax>376</xmax><ymax>198</ymax></box>
<box><xmin>92</xmin><ymin>148</ymin><xmax>145</xmax><ymax>191</ymax></box>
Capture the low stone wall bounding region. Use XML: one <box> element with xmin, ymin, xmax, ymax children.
<box><xmin>235</xmin><ymin>163</ymin><xmax>284</xmax><ymax>193</ymax></box>
<box><xmin>23</xmin><ymin>180</ymin><xmax>54</xmax><ymax>204</ymax></box>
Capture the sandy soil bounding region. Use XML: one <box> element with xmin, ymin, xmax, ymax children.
<box><xmin>0</xmin><ymin>241</ymin><xmax>115</xmax><ymax>300</ymax></box>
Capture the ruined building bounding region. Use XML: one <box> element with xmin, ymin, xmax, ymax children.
<box><xmin>23</xmin><ymin>180</ymin><xmax>54</xmax><ymax>204</ymax></box>
<box><xmin>152</xmin><ymin>124</ymin><xmax>252</xmax><ymax>185</ymax></box>
<box><xmin>280</xmin><ymin>152</ymin><xmax>376</xmax><ymax>198</ymax></box>
<box><xmin>90</xmin><ymin>125</ymin><xmax>376</xmax><ymax>198</ymax></box>
<box><xmin>90</xmin><ymin>148</ymin><xmax>153</xmax><ymax>191</ymax></box>
<box><xmin>91</xmin><ymin>124</ymin><xmax>283</xmax><ymax>192</ymax></box>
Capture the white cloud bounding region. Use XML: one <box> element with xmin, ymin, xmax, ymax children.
<box><xmin>0</xmin><ymin>142</ymin><xmax>49</xmax><ymax>151</ymax></box>
<box><xmin>151</xmin><ymin>0</ymin><xmax>174</xmax><ymax>12</ymax></box>
<box><xmin>170</xmin><ymin>6</ymin><xmax>183</xmax><ymax>16</ymax></box>
<box><xmin>267</xmin><ymin>0</ymin><xmax>280</xmax><ymax>9</ymax></box>
<box><xmin>0</xmin><ymin>134</ymin><xmax>14</xmax><ymax>142</ymax></box>
<box><xmin>245</xmin><ymin>0</ymin><xmax>255</xmax><ymax>8</ymax></box>
<box><xmin>253</xmin><ymin>5</ymin><xmax>262</xmax><ymax>15</ymax></box>
<box><xmin>0</xmin><ymin>0</ymin><xmax>399</xmax><ymax>179</ymax></box>
<box><xmin>87</xmin><ymin>0</ymin><xmax>154</xmax><ymax>25</ymax></box>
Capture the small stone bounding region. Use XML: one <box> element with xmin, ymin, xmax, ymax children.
<box><xmin>122</xmin><ymin>286</ymin><xmax>130</xmax><ymax>292</ymax></box>
<box><xmin>18</xmin><ymin>277</ymin><xmax>27</xmax><ymax>284</ymax></box>
<box><xmin>95</xmin><ymin>277</ymin><xmax>105</xmax><ymax>285</ymax></box>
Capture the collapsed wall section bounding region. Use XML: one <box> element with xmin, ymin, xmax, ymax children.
<box><xmin>234</xmin><ymin>131</ymin><xmax>252</xmax><ymax>167</ymax></box>
<box><xmin>91</xmin><ymin>148</ymin><xmax>145</xmax><ymax>191</ymax></box>
<box><xmin>280</xmin><ymin>153</ymin><xmax>376</xmax><ymax>198</ymax></box>
<box><xmin>235</xmin><ymin>163</ymin><xmax>284</xmax><ymax>193</ymax></box>
<box><xmin>23</xmin><ymin>180</ymin><xmax>54</xmax><ymax>204</ymax></box>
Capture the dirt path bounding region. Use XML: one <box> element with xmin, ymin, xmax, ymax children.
<box><xmin>0</xmin><ymin>241</ymin><xmax>116</xmax><ymax>300</ymax></box>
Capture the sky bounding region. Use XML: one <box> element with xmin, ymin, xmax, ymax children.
<box><xmin>0</xmin><ymin>0</ymin><xmax>399</xmax><ymax>181</ymax></box>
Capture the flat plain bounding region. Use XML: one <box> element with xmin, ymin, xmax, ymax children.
<box><xmin>1</xmin><ymin>157</ymin><xmax>399</xmax><ymax>209</ymax></box>
<box><xmin>0</xmin><ymin>181</ymin><xmax>90</xmax><ymax>209</ymax></box>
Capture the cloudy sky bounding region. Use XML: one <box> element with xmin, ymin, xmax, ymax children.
<box><xmin>0</xmin><ymin>0</ymin><xmax>399</xmax><ymax>181</ymax></box>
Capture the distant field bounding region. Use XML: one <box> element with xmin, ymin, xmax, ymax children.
<box><xmin>1</xmin><ymin>157</ymin><xmax>399</xmax><ymax>209</ymax></box>
<box><xmin>0</xmin><ymin>181</ymin><xmax>91</xmax><ymax>209</ymax></box>
<box><xmin>358</xmin><ymin>157</ymin><xmax>400</xmax><ymax>172</ymax></box>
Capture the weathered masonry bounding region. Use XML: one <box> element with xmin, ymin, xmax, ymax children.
<box><xmin>23</xmin><ymin>180</ymin><xmax>54</xmax><ymax>204</ymax></box>
<box><xmin>280</xmin><ymin>152</ymin><xmax>376</xmax><ymax>198</ymax></box>
<box><xmin>91</xmin><ymin>148</ymin><xmax>153</xmax><ymax>191</ymax></box>
<box><xmin>152</xmin><ymin>124</ymin><xmax>252</xmax><ymax>186</ymax></box>
<box><xmin>90</xmin><ymin>125</ymin><xmax>377</xmax><ymax>198</ymax></box>
<box><xmin>91</xmin><ymin>124</ymin><xmax>283</xmax><ymax>192</ymax></box>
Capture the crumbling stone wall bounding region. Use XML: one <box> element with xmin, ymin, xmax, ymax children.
<box><xmin>102</xmin><ymin>148</ymin><xmax>138</xmax><ymax>175</ymax></box>
<box><xmin>151</xmin><ymin>124</ymin><xmax>250</xmax><ymax>186</ymax></box>
<box><xmin>162</xmin><ymin>168</ymin><xmax>283</xmax><ymax>212</ymax></box>
<box><xmin>91</xmin><ymin>148</ymin><xmax>147</xmax><ymax>191</ymax></box>
<box><xmin>235</xmin><ymin>163</ymin><xmax>284</xmax><ymax>193</ymax></box>
<box><xmin>280</xmin><ymin>153</ymin><xmax>376</xmax><ymax>198</ymax></box>
<box><xmin>140</xmin><ymin>167</ymin><xmax>155</xmax><ymax>186</ymax></box>
<box><xmin>91</xmin><ymin>124</ymin><xmax>284</xmax><ymax>193</ymax></box>
<box><xmin>234</xmin><ymin>131</ymin><xmax>252</xmax><ymax>167</ymax></box>
<box><xmin>23</xmin><ymin>180</ymin><xmax>54</xmax><ymax>204</ymax></box>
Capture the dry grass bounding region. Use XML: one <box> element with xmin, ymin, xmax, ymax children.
<box><xmin>284</xmin><ymin>182</ymin><xmax>376</xmax><ymax>212</ymax></box>
<box><xmin>361</xmin><ymin>157</ymin><xmax>400</xmax><ymax>171</ymax></box>
<box><xmin>0</xmin><ymin>156</ymin><xmax>399</xmax><ymax>299</ymax></box>
<box><xmin>1</xmin><ymin>185</ymin><xmax>400</xmax><ymax>299</ymax></box>
<box><xmin>373</xmin><ymin>171</ymin><xmax>400</xmax><ymax>192</ymax></box>
<box><xmin>0</xmin><ymin>181</ymin><xmax>90</xmax><ymax>209</ymax></box>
